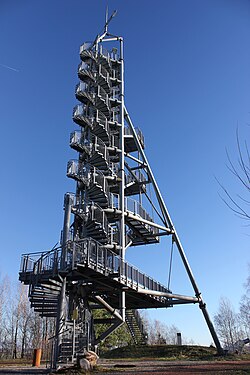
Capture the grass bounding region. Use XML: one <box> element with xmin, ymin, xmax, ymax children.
<box><xmin>102</xmin><ymin>344</ymin><xmax>250</xmax><ymax>361</ymax></box>
<box><xmin>0</xmin><ymin>358</ymin><xmax>50</xmax><ymax>368</ymax></box>
<box><xmin>0</xmin><ymin>358</ymin><xmax>31</xmax><ymax>367</ymax></box>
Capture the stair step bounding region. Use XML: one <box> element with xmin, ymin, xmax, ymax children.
<box><xmin>40</xmin><ymin>283</ymin><xmax>62</xmax><ymax>291</ymax></box>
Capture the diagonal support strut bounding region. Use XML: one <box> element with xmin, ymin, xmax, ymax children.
<box><xmin>124</xmin><ymin>105</ymin><xmax>224</xmax><ymax>354</ymax></box>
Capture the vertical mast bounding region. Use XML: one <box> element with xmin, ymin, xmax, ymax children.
<box><xmin>119</xmin><ymin>36</ymin><xmax>126</xmax><ymax>320</ymax></box>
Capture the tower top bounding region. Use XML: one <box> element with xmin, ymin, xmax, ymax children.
<box><xmin>92</xmin><ymin>8</ymin><xmax>118</xmax><ymax>48</ymax></box>
<box><xmin>104</xmin><ymin>8</ymin><xmax>117</xmax><ymax>34</ymax></box>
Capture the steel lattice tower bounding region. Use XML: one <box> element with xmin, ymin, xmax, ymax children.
<box><xmin>19</xmin><ymin>13</ymin><xmax>223</xmax><ymax>369</ymax></box>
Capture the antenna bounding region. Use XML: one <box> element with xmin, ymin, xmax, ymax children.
<box><xmin>105</xmin><ymin>5</ymin><xmax>108</xmax><ymax>33</ymax></box>
<box><xmin>104</xmin><ymin>9</ymin><xmax>117</xmax><ymax>34</ymax></box>
<box><xmin>92</xmin><ymin>8</ymin><xmax>117</xmax><ymax>48</ymax></box>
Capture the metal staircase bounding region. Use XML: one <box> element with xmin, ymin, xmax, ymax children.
<box><xmin>73</xmin><ymin>105</ymin><xmax>110</xmax><ymax>144</ymax></box>
<box><xmin>125</xmin><ymin>310</ymin><xmax>147</xmax><ymax>345</ymax></box>
<box><xmin>19</xmin><ymin>12</ymin><xmax>223</xmax><ymax>370</ymax></box>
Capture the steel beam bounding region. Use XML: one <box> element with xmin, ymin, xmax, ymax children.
<box><xmin>124</xmin><ymin>106</ymin><xmax>223</xmax><ymax>354</ymax></box>
<box><xmin>119</xmin><ymin>37</ymin><xmax>126</xmax><ymax>322</ymax></box>
<box><xmin>137</xmin><ymin>288</ymin><xmax>199</xmax><ymax>303</ymax></box>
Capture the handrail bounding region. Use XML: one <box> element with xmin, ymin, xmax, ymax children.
<box><xmin>75</xmin><ymin>83</ymin><xmax>109</xmax><ymax>108</ymax></box>
<box><xmin>110</xmin><ymin>87</ymin><xmax>120</xmax><ymax>101</ymax></box>
<box><xmin>70</xmin><ymin>239</ymin><xmax>170</xmax><ymax>294</ymax></box>
<box><xmin>33</xmin><ymin>247</ymin><xmax>62</xmax><ymax>275</ymax></box>
<box><xmin>20</xmin><ymin>245</ymin><xmax>62</xmax><ymax>273</ymax></box>
<box><xmin>73</xmin><ymin>103</ymin><xmax>95</xmax><ymax>119</ymax></box>
<box><xmin>109</xmin><ymin>193</ymin><xmax>154</xmax><ymax>224</ymax></box>
<box><xmin>99</xmin><ymin>46</ymin><xmax>120</xmax><ymax>61</ymax></box>
<box><xmin>73</xmin><ymin>105</ymin><xmax>110</xmax><ymax>137</ymax></box>
<box><xmin>78</xmin><ymin>61</ymin><xmax>96</xmax><ymax>74</ymax></box>
<box><xmin>19</xmin><ymin>239</ymin><xmax>171</xmax><ymax>298</ymax></box>
<box><xmin>80</xmin><ymin>42</ymin><xmax>93</xmax><ymax>53</ymax></box>
<box><xmin>70</xmin><ymin>132</ymin><xmax>109</xmax><ymax>165</ymax></box>
<box><xmin>78</xmin><ymin>61</ymin><xmax>110</xmax><ymax>88</ymax></box>
<box><xmin>124</xmin><ymin>126</ymin><xmax>145</xmax><ymax>148</ymax></box>
<box><xmin>70</xmin><ymin>130</ymin><xmax>84</xmax><ymax>148</ymax></box>
<box><xmin>126</xmin><ymin>170</ymin><xmax>147</xmax><ymax>186</ymax></box>
<box><xmin>67</xmin><ymin>162</ymin><xmax>109</xmax><ymax>198</ymax></box>
<box><xmin>79</xmin><ymin>43</ymin><xmax>120</xmax><ymax>64</ymax></box>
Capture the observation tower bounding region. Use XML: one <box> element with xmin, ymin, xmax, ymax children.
<box><xmin>19</xmin><ymin>12</ymin><xmax>223</xmax><ymax>369</ymax></box>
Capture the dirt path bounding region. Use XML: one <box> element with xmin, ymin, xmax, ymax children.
<box><xmin>96</xmin><ymin>359</ymin><xmax>250</xmax><ymax>374</ymax></box>
<box><xmin>0</xmin><ymin>360</ymin><xmax>249</xmax><ymax>374</ymax></box>
<box><xmin>0</xmin><ymin>367</ymin><xmax>50</xmax><ymax>374</ymax></box>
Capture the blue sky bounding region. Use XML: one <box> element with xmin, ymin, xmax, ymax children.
<box><xmin>0</xmin><ymin>0</ymin><xmax>249</xmax><ymax>345</ymax></box>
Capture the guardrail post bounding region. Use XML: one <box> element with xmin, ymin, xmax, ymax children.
<box><xmin>61</xmin><ymin>193</ymin><xmax>74</xmax><ymax>270</ymax></box>
<box><xmin>86</xmin><ymin>239</ymin><xmax>89</xmax><ymax>266</ymax></box>
<box><xmin>104</xmin><ymin>247</ymin><xmax>107</xmax><ymax>273</ymax></box>
<box><xmin>72</xmin><ymin>242</ymin><xmax>75</xmax><ymax>270</ymax></box>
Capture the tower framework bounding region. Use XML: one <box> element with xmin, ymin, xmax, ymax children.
<box><xmin>19</xmin><ymin>16</ymin><xmax>223</xmax><ymax>368</ymax></box>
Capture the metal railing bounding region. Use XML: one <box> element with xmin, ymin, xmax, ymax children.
<box><xmin>70</xmin><ymin>133</ymin><xmax>109</xmax><ymax>166</ymax></box>
<box><xmin>20</xmin><ymin>238</ymin><xmax>170</xmax><ymax>299</ymax></box>
<box><xmin>97</xmin><ymin>85</ymin><xmax>109</xmax><ymax>105</ymax></box>
<box><xmin>126</xmin><ymin>310</ymin><xmax>148</xmax><ymax>344</ymax></box>
<box><xmin>73</xmin><ymin>105</ymin><xmax>109</xmax><ymax>136</ymax></box>
<box><xmin>92</xmin><ymin>136</ymin><xmax>110</xmax><ymax>164</ymax></box>
<box><xmin>99</xmin><ymin>46</ymin><xmax>120</xmax><ymax>61</ymax></box>
<box><xmin>124</xmin><ymin>126</ymin><xmax>145</xmax><ymax>149</ymax></box>
<box><xmin>110</xmin><ymin>110</ymin><xmax>120</xmax><ymax>124</ymax></box>
<box><xmin>80</xmin><ymin>42</ymin><xmax>93</xmax><ymax>53</ymax></box>
<box><xmin>78</xmin><ymin>61</ymin><xmax>110</xmax><ymax>87</ymax></box>
<box><xmin>109</xmin><ymin>194</ymin><xmax>152</xmax><ymax>222</ymax></box>
<box><xmin>70</xmin><ymin>131</ymin><xmax>90</xmax><ymax>151</ymax></box>
<box><xmin>20</xmin><ymin>246</ymin><xmax>62</xmax><ymax>275</ymax></box>
<box><xmin>109</xmin><ymin>193</ymin><xmax>159</xmax><ymax>238</ymax></box>
<box><xmin>78</xmin><ymin>61</ymin><xmax>96</xmax><ymax>78</ymax></box>
<box><xmin>33</xmin><ymin>247</ymin><xmax>62</xmax><ymax>275</ymax></box>
<box><xmin>79</xmin><ymin>42</ymin><xmax>120</xmax><ymax>62</ymax></box>
<box><xmin>67</xmin><ymin>162</ymin><xmax>109</xmax><ymax>197</ymax></box>
<box><xmin>98</xmin><ymin>46</ymin><xmax>110</xmax><ymax>62</ymax></box>
<box><xmin>20</xmin><ymin>251</ymin><xmax>47</xmax><ymax>273</ymax></box>
<box><xmin>67</xmin><ymin>160</ymin><xmax>86</xmax><ymax>180</ymax></box>
<box><xmin>73</xmin><ymin>103</ymin><xmax>95</xmax><ymax>120</ymax></box>
<box><xmin>75</xmin><ymin>81</ymin><xmax>95</xmax><ymax>98</ymax></box>
<box><xmin>133</xmin><ymin>309</ymin><xmax>146</xmax><ymax>338</ymax></box>
<box><xmin>72</xmin><ymin>239</ymin><xmax>169</xmax><ymax>294</ymax></box>
<box><xmin>73</xmin><ymin>104</ymin><xmax>110</xmax><ymax>142</ymax></box>
<box><xmin>110</xmin><ymin>87</ymin><xmax>120</xmax><ymax>102</ymax></box>
<box><xmin>98</xmin><ymin>64</ymin><xmax>109</xmax><ymax>82</ymax></box>
<box><xmin>125</xmin><ymin>170</ymin><xmax>147</xmax><ymax>186</ymax></box>
<box><xmin>110</xmin><ymin>134</ymin><xmax>119</xmax><ymax>148</ymax></box>
<box><xmin>76</xmin><ymin>82</ymin><xmax>109</xmax><ymax>108</ymax></box>
<box><xmin>91</xmin><ymin>167</ymin><xmax>109</xmax><ymax>194</ymax></box>
<box><xmin>88</xmin><ymin>204</ymin><xmax>109</xmax><ymax>236</ymax></box>
<box><xmin>111</xmin><ymin>67</ymin><xmax>121</xmax><ymax>82</ymax></box>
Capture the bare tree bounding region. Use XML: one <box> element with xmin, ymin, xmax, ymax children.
<box><xmin>10</xmin><ymin>283</ymin><xmax>29</xmax><ymax>359</ymax></box>
<box><xmin>214</xmin><ymin>297</ymin><xmax>242</xmax><ymax>350</ymax></box>
<box><xmin>239</xmin><ymin>265</ymin><xmax>250</xmax><ymax>338</ymax></box>
<box><xmin>0</xmin><ymin>275</ymin><xmax>10</xmax><ymax>358</ymax></box>
<box><xmin>147</xmin><ymin>319</ymin><xmax>166</xmax><ymax>345</ymax></box>
<box><xmin>218</xmin><ymin>128</ymin><xmax>250</xmax><ymax>220</ymax></box>
<box><xmin>145</xmin><ymin>318</ymin><xmax>181</xmax><ymax>345</ymax></box>
<box><xmin>166</xmin><ymin>324</ymin><xmax>180</xmax><ymax>344</ymax></box>
<box><xmin>18</xmin><ymin>285</ymin><xmax>32</xmax><ymax>358</ymax></box>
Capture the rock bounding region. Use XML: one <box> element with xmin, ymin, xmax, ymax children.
<box><xmin>77</xmin><ymin>357</ymin><xmax>91</xmax><ymax>372</ymax></box>
<box><xmin>76</xmin><ymin>350</ymin><xmax>99</xmax><ymax>371</ymax></box>
<box><xmin>85</xmin><ymin>350</ymin><xmax>99</xmax><ymax>367</ymax></box>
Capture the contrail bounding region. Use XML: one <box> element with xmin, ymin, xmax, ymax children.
<box><xmin>0</xmin><ymin>63</ymin><xmax>19</xmax><ymax>72</ymax></box>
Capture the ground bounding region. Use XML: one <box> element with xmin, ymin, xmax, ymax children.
<box><xmin>0</xmin><ymin>346</ymin><xmax>250</xmax><ymax>374</ymax></box>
